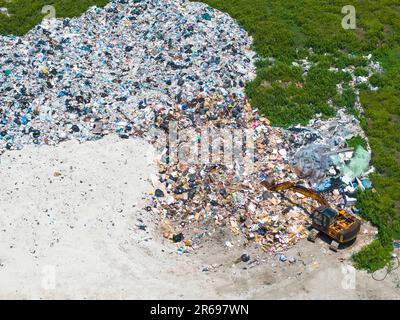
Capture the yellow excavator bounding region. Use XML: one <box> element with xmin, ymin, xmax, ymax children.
<box><xmin>262</xmin><ymin>181</ymin><xmax>361</xmax><ymax>251</ymax></box>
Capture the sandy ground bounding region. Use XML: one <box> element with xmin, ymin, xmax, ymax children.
<box><xmin>0</xmin><ymin>136</ymin><xmax>399</xmax><ymax>299</ymax></box>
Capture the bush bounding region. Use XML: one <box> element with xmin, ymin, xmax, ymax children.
<box><xmin>346</xmin><ymin>135</ymin><xmax>367</xmax><ymax>149</ymax></box>
<box><xmin>352</xmin><ymin>239</ymin><xmax>393</xmax><ymax>272</ymax></box>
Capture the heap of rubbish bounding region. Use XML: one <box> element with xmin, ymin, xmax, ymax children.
<box><xmin>147</xmin><ymin>95</ymin><xmax>374</xmax><ymax>253</ymax></box>
<box><xmin>0</xmin><ymin>0</ymin><xmax>256</xmax><ymax>154</ymax></box>
<box><xmin>148</xmin><ymin>95</ymin><xmax>310</xmax><ymax>253</ymax></box>
<box><xmin>0</xmin><ymin>0</ymin><xmax>374</xmax><ymax>253</ymax></box>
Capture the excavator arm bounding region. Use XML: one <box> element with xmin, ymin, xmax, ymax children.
<box><xmin>262</xmin><ymin>181</ymin><xmax>329</xmax><ymax>207</ymax></box>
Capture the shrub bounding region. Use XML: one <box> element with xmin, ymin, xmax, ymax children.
<box><xmin>352</xmin><ymin>239</ymin><xmax>393</xmax><ymax>272</ymax></box>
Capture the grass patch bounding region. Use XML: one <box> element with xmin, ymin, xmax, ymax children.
<box><xmin>352</xmin><ymin>239</ymin><xmax>393</xmax><ymax>272</ymax></box>
<box><xmin>347</xmin><ymin>135</ymin><xmax>367</xmax><ymax>149</ymax></box>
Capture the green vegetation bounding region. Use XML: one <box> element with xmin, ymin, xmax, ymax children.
<box><xmin>0</xmin><ymin>0</ymin><xmax>399</xmax><ymax>271</ymax></box>
<box><xmin>353</xmin><ymin>190</ymin><xmax>400</xmax><ymax>271</ymax></box>
<box><xmin>352</xmin><ymin>239</ymin><xmax>393</xmax><ymax>272</ymax></box>
<box><xmin>346</xmin><ymin>135</ymin><xmax>367</xmax><ymax>149</ymax></box>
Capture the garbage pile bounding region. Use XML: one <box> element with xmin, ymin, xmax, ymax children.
<box><xmin>148</xmin><ymin>95</ymin><xmax>312</xmax><ymax>253</ymax></box>
<box><xmin>148</xmin><ymin>94</ymin><xmax>374</xmax><ymax>253</ymax></box>
<box><xmin>286</xmin><ymin>110</ymin><xmax>373</xmax><ymax>208</ymax></box>
<box><xmin>289</xmin><ymin>110</ymin><xmax>366</xmax><ymax>164</ymax></box>
<box><xmin>0</xmin><ymin>0</ymin><xmax>256</xmax><ymax>154</ymax></box>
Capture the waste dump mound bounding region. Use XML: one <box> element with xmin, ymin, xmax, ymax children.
<box><xmin>146</xmin><ymin>94</ymin><xmax>372</xmax><ymax>253</ymax></box>
<box><xmin>0</xmin><ymin>0</ymin><xmax>256</xmax><ymax>153</ymax></box>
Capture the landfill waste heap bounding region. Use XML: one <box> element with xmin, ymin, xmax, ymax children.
<box><xmin>0</xmin><ymin>0</ymin><xmax>373</xmax><ymax>253</ymax></box>
<box><xmin>148</xmin><ymin>94</ymin><xmax>372</xmax><ymax>253</ymax></box>
<box><xmin>0</xmin><ymin>0</ymin><xmax>256</xmax><ymax>153</ymax></box>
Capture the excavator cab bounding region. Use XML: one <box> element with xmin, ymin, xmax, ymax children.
<box><xmin>311</xmin><ymin>205</ymin><xmax>361</xmax><ymax>246</ymax></box>
<box><xmin>312</xmin><ymin>207</ymin><xmax>338</xmax><ymax>232</ymax></box>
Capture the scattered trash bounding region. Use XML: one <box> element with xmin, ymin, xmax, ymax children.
<box><xmin>361</xmin><ymin>178</ymin><xmax>373</xmax><ymax>189</ymax></box>
<box><xmin>315</xmin><ymin>177</ymin><xmax>332</xmax><ymax>192</ymax></box>
<box><xmin>225</xmin><ymin>241</ymin><xmax>233</xmax><ymax>248</ymax></box>
<box><xmin>372</xmin><ymin>254</ymin><xmax>399</xmax><ymax>281</ymax></box>
<box><xmin>155</xmin><ymin>189</ymin><xmax>165</xmax><ymax>198</ymax></box>
<box><xmin>351</xmin><ymin>207</ymin><xmax>361</xmax><ymax>215</ymax></box>
<box><xmin>202</xmin><ymin>263</ymin><xmax>222</xmax><ymax>272</ymax></box>
<box><xmin>176</xmin><ymin>247</ymin><xmax>190</xmax><ymax>254</ymax></box>
<box><xmin>172</xmin><ymin>233</ymin><xmax>184</xmax><ymax>243</ymax></box>
<box><xmin>184</xmin><ymin>240</ymin><xmax>193</xmax><ymax>247</ymax></box>
<box><xmin>161</xmin><ymin>220</ymin><xmax>175</xmax><ymax>240</ymax></box>
<box><xmin>291</xmin><ymin>144</ymin><xmax>332</xmax><ymax>182</ymax></box>
<box><xmin>341</xmin><ymin>146</ymin><xmax>371</xmax><ymax>181</ymax></box>
<box><xmin>0</xmin><ymin>7</ymin><xmax>11</xmax><ymax>17</ymax></box>
<box><xmin>137</xmin><ymin>223</ymin><xmax>147</xmax><ymax>231</ymax></box>
<box><xmin>279</xmin><ymin>254</ymin><xmax>288</xmax><ymax>262</ymax></box>
<box><xmin>240</xmin><ymin>254</ymin><xmax>250</xmax><ymax>262</ymax></box>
